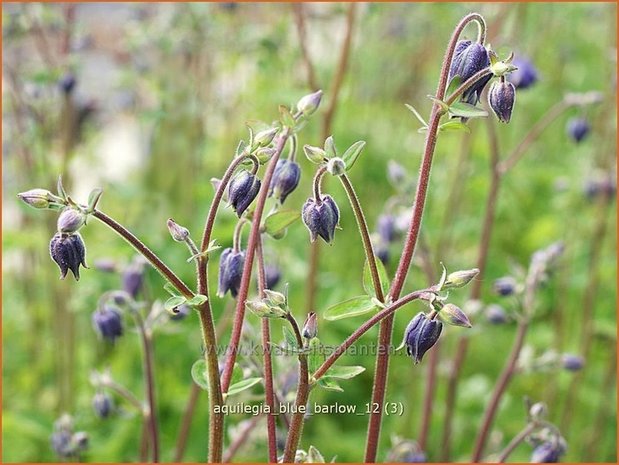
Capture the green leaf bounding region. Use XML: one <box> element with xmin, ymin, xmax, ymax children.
<box><xmin>446</xmin><ymin>75</ymin><xmax>462</xmax><ymax>97</ymax></box>
<box><xmin>87</xmin><ymin>188</ymin><xmax>103</xmax><ymax>212</ymax></box>
<box><xmin>191</xmin><ymin>360</ymin><xmax>209</xmax><ymax>390</ymax></box>
<box><xmin>57</xmin><ymin>175</ymin><xmax>68</xmax><ymax>201</ymax></box>
<box><xmin>163</xmin><ymin>282</ymin><xmax>181</xmax><ymax>296</ymax></box>
<box><xmin>264</xmin><ymin>210</ymin><xmax>300</xmax><ymax>238</ymax></box>
<box><xmin>439</xmin><ymin>121</ymin><xmax>471</xmax><ymax>133</ymax></box>
<box><xmin>164</xmin><ymin>296</ymin><xmax>186</xmax><ymax>312</ymax></box>
<box><xmin>405</xmin><ymin>103</ymin><xmax>428</xmax><ymax>127</ymax></box>
<box><xmin>448</xmin><ymin>102</ymin><xmax>488</xmax><ymax>119</ymax></box>
<box><xmin>227</xmin><ymin>377</ymin><xmax>262</xmax><ymax>397</ymax></box>
<box><xmin>235</xmin><ymin>139</ymin><xmax>247</xmax><ymax>157</ymax></box>
<box><xmin>362</xmin><ymin>257</ymin><xmax>390</xmax><ymax>298</ymax></box>
<box><xmin>307</xmin><ymin>446</ymin><xmax>326</xmax><ymax>463</ymax></box>
<box><xmin>308</xmin><ymin>338</ymin><xmax>324</xmax><ymax>373</ymax></box>
<box><xmin>427</xmin><ymin>95</ymin><xmax>450</xmax><ymax>112</ymax></box>
<box><xmin>341</xmin><ymin>141</ymin><xmax>366</xmax><ymax>171</ymax></box>
<box><xmin>317</xmin><ymin>377</ymin><xmax>343</xmax><ymax>392</ymax></box>
<box><xmin>324</xmin><ymin>135</ymin><xmax>337</xmax><ymax>158</ymax></box>
<box><xmin>322</xmin><ymin>365</ymin><xmax>366</xmax><ymax>380</ymax></box>
<box><xmin>324</xmin><ymin>295</ymin><xmax>380</xmax><ymax>321</ymax></box>
<box><xmin>231</xmin><ymin>363</ymin><xmax>244</xmax><ymax>388</ymax></box>
<box><xmin>279</xmin><ymin>105</ymin><xmax>296</xmax><ymax>128</ymax></box>
<box><xmin>186</xmin><ymin>294</ymin><xmax>208</xmax><ymax>307</ymax></box>
<box><xmin>283</xmin><ymin>325</ymin><xmax>299</xmax><ymax>349</ymax></box>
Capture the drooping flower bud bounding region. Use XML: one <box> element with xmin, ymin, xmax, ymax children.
<box><xmin>296</xmin><ymin>90</ymin><xmax>323</xmax><ymax>116</ymax></box>
<box><xmin>488</xmin><ymin>79</ymin><xmax>516</xmax><ymax>123</ymax></box>
<box><xmin>57</xmin><ymin>208</ymin><xmax>86</xmax><ymax>234</ymax></box>
<box><xmin>530</xmin><ymin>439</ymin><xmax>567</xmax><ymax>463</ymax></box>
<box><xmin>18</xmin><ymin>188</ymin><xmax>59</xmax><ymax>209</ymax></box>
<box><xmin>58</xmin><ymin>73</ymin><xmax>77</xmax><ymax>95</ymax></box>
<box><xmin>402</xmin><ymin>312</ymin><xmax>443</xmax><ymax>364</ymax></box>
<box><xmin>228</xmin><ymin>170</ymin><xmax>261</xmax><ymax>217</ymax></box>
<box><xmin>507</xmin><ymin>56</ymin><xmax>538</xmax><ymax>89</ymax></box>
<box><xmin>92</xmin><ymin>392</ymin><xmax>113</xmax><ymax>419</ymax></box>
<box><xmin>92</xmin><ymin>305</ymin><xmax>123</xmax><ymax>343</ymax></box>
<box><xmin>302</xmin><ymin>312</ymin><xmax>318</xmax><ymax>339</ymax></box>
<box><xmin>167</xmin><ymin>218</ymin><xmax>190</xmax><ymax>242</ymax></box>
<box><xmin>493</xmin><ymin>276</ymin><xmax>517</xmax><ymax>296</ymax></box>
<box><xmin>485</xmin><ymin>304</ymin><xmax>508</xmax><ymax>325</ymax></box>
<box><xmin>561</xmin><ymin>353</ymin><xmax>585</xmax><ymax>372</ymax></box>
<box><xmin>93</xmin><ymin>258</ymin><xmax>117</xmax><ymax>273</ymax></box>
<box><xmin>375</xmin><ymin>242</ymin><xmax>390</xmax><ymax>266</ymax></box>
<box><xmin>122</xmin><ymin>261</ymin><xmax>144</xmax><ymax>298</ymax></box>
<box><xmin>302</xmin><ymin>195</ymin><xmax>340</xmax><ymax>244</ymax></box>
<box><xmin>566</xmin><ymin>117</ymin><xmax>590</xmax><ymax>143</ymax></box>
<box><xmin>49</xmin><ymin>232</ymin><xmax>88</xmax><ymax>280</ymax></box>
<box><xmin>448</xmin><ymin>40</ymin><xmax>492</xmax><ymax>104</ymax></box>
<box><xmin>387</xmin><ymin>160</ymin><xmax>408</xmax><ymax>187</ymax></box>
<box><xmin>438</xmin><ymin>303</ymin><xmax>472</xmax><ymax>328</ymax></box>
<box><xmin>217</xmin><ymin>248</ymin><xmax>245</xmax><ymax>298</ymax></box>
<box><xmin>377</xmin><ymin>214</ymin><xmax>397</xmax><ymax>243</ymax></box>
<box><xmin>269</xmin><ymin>159</ymin><xmax>301</xmax><ymax>204</ymax></box>
<box><xmin>444</xmin><ymin>268</ymin><xmax>480</xmax><ymax>289</ymax></box>
<box><xmin>264</xmin><ymin>264</ymin><xmax>281</xmax><ymax>289</ymax></box>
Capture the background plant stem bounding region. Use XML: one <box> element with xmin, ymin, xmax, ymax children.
<box><xmin>496</xmin><ymin>422</ymin><xmax>536</xmax><ymax>463</ymax></box>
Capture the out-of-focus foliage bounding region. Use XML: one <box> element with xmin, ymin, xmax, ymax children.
<box><xmin>2</xmin><ymin>3</ymin><xmax>616</xmax><ymax>462</ymax></box>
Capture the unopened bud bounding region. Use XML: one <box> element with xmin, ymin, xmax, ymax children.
<box><xmin>529</xmin><ymin>401</ymin><xmax>548</xmax><ymax>420</ymax></box>
<box><xmin>57</xmin><ymin>208</ymin><xmax>86</xmax><ymax>234</ymax></box>
<box><xmin>254</xmin><ymin>127</ymin><xmax>278</xmax><ymax>147</ymax></box>
<box><xmin>402</xmin><ymin>312</ymin><xmax>443</xmax><ymax>364</ymax></box>
<box><xmin>444</xmin><ymin>268</ymin><xmax>480</xmax><ymax>289</ymax></box>
<box><xmin>255</xmin><ymin>147</ymin><xmax>277</xmax><ymax>164</ymax></box>
<box><xmin>326</xmin><ymin>157</ymin><xmax>346</xmax><ymax>176</ymax></box>
<box><xmin>561</xmin><ymin>353</ymin><xmax>585</xmax><ymax>372</ymax></box>
<box><xmin>303</xmin><ymin>145</ymin><xmax>327</xmax><ymax>164</ymax></box>
<box><xmin>302</xmin><ymin>312</ymin><xmax>318</xmax><ymax>339</ymax></box>
<box><xmin>167</xmin><ymin>218</ymin><xmax>190</xmax><ymax>242</ymax></box>
<box><xmin>296</xmin><ymin>90</ymin><xmax>323</xmax><ymax>116</ymax></box>
<box><xmin>18</xmin><ymin>188</ymin><xmax>59</xmax><ymax>209</ymax></box>
<box><xmin>488</xmin><ymin>79</ymin><xmax>516</xmax><ymax>123</ymax></box>
<box><xmin>438</xmin><ymin>303</ymin><xmax>472</xmax><ymax>328</ymax></box>
<box><xmin>493</xmin><ymin>276</ymin><xmax>517</xmax><ymax>296</ymax></box>
<box><xmin>264</xmin><ymin>289</ymin><xmax>286</xmax><ymax>307</ymax></box>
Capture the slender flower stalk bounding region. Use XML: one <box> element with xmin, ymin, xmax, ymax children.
<box><xmin>496</xmin><ymin>423</ymin><xmax>536</xmax><ymax>463</ymax></box>
<box><xmin>365</xmin><ymin>13</ymin><xmax>487</xmax><ymax>462</ymax></box>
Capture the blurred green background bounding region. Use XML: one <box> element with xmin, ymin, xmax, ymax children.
<box><xmin>2</xmin><ymin>2</ymin><xmax>616</xmax><ymax>462</ymax></box>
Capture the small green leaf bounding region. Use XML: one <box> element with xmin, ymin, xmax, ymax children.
<box><xmin>439</xmin><ymin>121</ymin><xmax>471</xmax><ymax>133</ymax></box>
<box><xmin>308</xmin><ymin>338</ymin><xmax>323</xmax><ymax>373</ymax></box>
<box><xmin>446</xmin><ymin>75</ymin><xmax>462</xmax><ymax>97</ymax></box>
<box><xmin>264</xmin><ymin>210</ymin><xmax>300</xmax><ymax>238</ymax></box>
<box><xmin>324</xmin><ymin>295</ymin><xmax>380</xmax><ymax>321</ymax></box>
<box><xmin>164</xmin><ymin>282</ymin><xmax>181</xmax><ymax>296</ymax></box>
<box><xmin>341</xmin><ymin>141</ymin><xmax>366</xmax><ymax>171</ymax></box>
<box><xmin>317</xmin><ymin>377</ymin><xmax>343</xmax><ymax>392</ymax></box>
<box><xmin>448</xmin><ymin>102</ymin><xmax>488</xmax><ymax>119</ymax></box>
<box><xmin>322</xmin><ymin>365</ymin><xmax>366</xmax><ymax>380</ymax></box>
<box><xmin>231</xmin><ymin>363</ymin><xmax>244</xmax><ymax>387</ymax></box>
<box><xmin>437</xmin><ymin>262</ymin><xmax>447</xmax><ymax>290</ymax></box>
<box><xmin>187</xmin><ymin>294</ymin><xmax>208</xmax><ymax>307</ymax></box>
<box><xmin>324</xmin><ymin>135</ymin><xmax>337</xmax><ymax>158</ymax></box>
<box><xmin>227</xmin><ymin>377</ymin><xmax>262</xmax><ymax>397</ymax></box>
<box><xmin>427</xmin><ymin>95</ymin><xmax>450</xmax><ymax>112</ymax></box>
<box><xmin>164</xmin><ymin>296</ymin><xmax>186</xmax><ymax>312</ymax></box>
<box><xmin>279</xmin><ymin>105</ymin><xmax>296</xmax><ymax>128</ymax></box>
<box><xmin>404</xmin><ymin>103</ymin><xmax>428</xmax><ymax>127</ymax></box>
<box><xmin>191</xmin><ymin>360</ymin><xmax>209</xmax><ymax>390</ymax></box>
<box><xmin>57</xmin><ymin>175</ymin><xmax>68</xmax><ymax>201</ymax></box>
<box><xmin>87</xmin><ymin>188</ymin><xmax>103</xmax><ymax>212</ymax></box>
<box><xmin>307</xmin><ymin>446</ymin><xmax>326</xmax><ymax>463</ymax></box>
<box><xmin>283</xmin><ymin>325</ymin><xmax>299</xmax><ymax>349</ymax></box>
<box><xmin>235</xmin><ymin>139</ymin><xmax>247</xmax><ymax>157</ymax></box>
<box><xmin>362</xmin><ymin>257</ymin><xmax>390</xmax><ymax>298</ymax></box>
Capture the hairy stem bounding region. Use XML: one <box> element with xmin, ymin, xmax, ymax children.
<box><xmin>496</xmin><ymin>422</ymin><xmax>536</xmax><ymax>463</ymax></box>
<box><xmin>173</xmin><ymin>382</ymin><xmax>200</xmax><ymax>462</ymax></box>
<box><xmin>292</xmin><ymin>3</ymin><xmax>318</xmax><ymax>91</ymax></box>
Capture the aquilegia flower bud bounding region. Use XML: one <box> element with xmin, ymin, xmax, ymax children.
<box><xmin>302</xmin><ymin>312</ymin><xmax>318</xmax><ymax>339</ymax></box>
<box><xmin>228</xmin><ymin>169</ymin><xmax>261</xmax><ymax>217</ymax></box>
<box><xmin>49</xmin><ymin>232</ymin><xmax>88</xmax><ymax>280</ymax></box>
<box><xmin>254</xmin><ymin>127</ymin><xmax>278</xmax><ymax>147</ymax></box>
<box><xmin>444</xmin><ymin>268</ymin><xmax>480</xmax><ymax>289</ymax></box>
<box><xmin>297</xmin><ymin>90</ymin><xmax>323</xmax><ymax>116</ymax></box>
<box><xmin>493</xmin><ymin>276</ymin><xmax>517</xmax><ymax>296</ymax></box>
<box><xmin>485</xmin><ymin>304</ymin><xmax>508</xmax><ymax>325</ymax></box>
<box><xmin>488</xmin><ymin>79</ymin><xmax>516</xmax><ymax>123</ymax></box>
<box><xmin>531</xmin><ymin>439</ymin><xmax>567</xmax><ymax>463</ymax></box>
<box><xmin>438</xmin><ymin>303</ymin><xmax>472</xmax><ymax>328</ymax></box>
<box><xmin>57</xmin><ymin>208</ymin><xmax>86</xmax><ymax>234</ymax></box>
<box><xmin>507</xmin><ymin>56</ymin><xmax>538</xmax><ymax>89</ymax></box>
<box><xmin>403</xmin><ymin>312</ymin><xmax>443</xmax><ymax>364</ymax></box>
<box><xmin>566</xmin><ymin>117</ymin><xmax>590</xmax><ymax>143</ymax></box>
<box><xmin>59</xmin><ymin>73</ymin><xmax>77</xmax><ymax>94</ymax></box>
<box><xmin>217</xmin><ymin>248</ymin><xmax>245</xmax><ymax>298</ymax></box>
<box><xmin>377</xmin><ymin>214</ymin><xmax>397</xmax><ymax>243</ymax></box>
<box><xmin>122</xmin><ymin>261</ymin><xmax>144</xmax><ymax>298</ymax></box>
<box><xmin>561</xmin><ymin>353</ymin><xmax>585</xmax><ymax>372</ymax></box>
<box><xmin>167</xmin><ymin>218</ymin><xmax>190</xmax><ymax>242</ymax></box>
<box><xmin>92</xmin><ymin>305</ymin><xmax>123</xmax><ymax>343</ymax></box>
<box><xmin>92</xmin><ymin>392</ymin><xmax>113</xmax><ymax>419</ymax></box>
<box><xmin>269</xmin><ymin>159</ymin><xmax>301</xmax><ymax>204</ymax></box>
<box><xmin>18</xmin><ymin>188</ymin><xmax>58</xmax><ymax>209</ymax></box>
<box><xmin>448</xmin><ymin>40</ymin><xmax>492</xmax><ymax>104</ymax></box>
<box><xmin>302</xmin><ymin>195</ymin><xmax>340</xmax><ymax>244</ymax></box>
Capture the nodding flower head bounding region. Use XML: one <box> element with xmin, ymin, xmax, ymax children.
<box><xmin>567</xmin><ymin>117</ymin><xmax>590</xmax><ymax>143</ymax></box>
<box><xmin>269</xmin><ymin>159</ymin><xmax>301</xmax><ymax>204</ymax></box>
<box><xmin>448</xmin><ymin>40</ymin><xmax>492</xmax><ymax>104</ymax></box>
<box><xmin>493</xmin><ymin>276</ymin><xmax>517</xmax><ymax>296</ymax></box>
<box><xmin>264</xmin><ymin>264</ymin><xmax>281</xmax><ymax>290</ymax></box>
<box><xmin>485</xmin><ymin>304</ymin><xmax>508</xmax><ymax>325</ymax></box>
<box><xmin>531</xmin><ymin>438</ymin><xmax>567</xmax><ymax>463</ymax></box>
<box><xmin>59</xmin><ymin>73</ymin><xmax>77</xmax><ymax>95</ymax></box>
<box><xmin>561</xmin><ymin>353</ymin><xmax>585</xmax><ymax>372</ymax></box>
<box><xmin>403</xmin><ymin>312</ymin><xmax>443</xmax><ymax>364</ymax></box>
<box><xmin>49</xmin><ymin>232</ymin><xmax>87</xmax><ymax>281</ymax></box>
<box><xmin>92</xmin><ymin>305</ymin><xmax>123</xmax><ymax>343</ymax></box>
<box><xmin>228</xmin><ymin>170</ymin><xmax>261</xmax><ymax>217</ymax></box>
<box><xmin>508</xmin><ymin>56</ymin><xmax>538</xmax><ymax>89</ymax></box>
<box><xmin>302</xmin><ymin>195</ymin><xmax>340</xmax><ymax>244</ymax></box>
<box><xmin>92</xmin><ymin>392</ymin><xmax>113</xmax><ymax>419</ymax></box>
<box><xmin>122</xmin><ymin>261</ymin><xmax>144</xmax><ymax>298</ymax></box>
<box><xmin>377</xmin><ymin>214</ymin><xmax>397</xmax><ymax>243</ymax></box>
<box><xmin>488</xmin><ymin>79</ymin><xmax>516</xmax><ymax>123</ymax></box>
<box><xmin>217</xmin><ymin>248</ymin><xmax>245</xmax><ymax>298</ymax></box>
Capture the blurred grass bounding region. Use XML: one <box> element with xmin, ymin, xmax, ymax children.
<box><xmin>2</xmin><ymin>3</ymin><xmax>616</xmax><ymax>462</ymax></box>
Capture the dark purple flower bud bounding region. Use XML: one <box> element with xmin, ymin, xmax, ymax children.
<box><xmin>485</xmin><ymin>304</ymin><xmax>508</xmax><ymax>325</ymax></box>
<box><xmin>228</xmin><ymin>169</ymin><xmax>261</xmax><ymax>216</ymax></box>
<box><xmin>72</xmin><ymin>432</ymin><xmax>89</xmax><ymax>452</ymax></box>
<box><xmin>561</xmin><ymin>353</ymin><xmax>585</xmax><ymax>372</ymax></box>
<box><xmin>302</xmin><ymin>312</ymin><xmax>318</xmax><ymax>339</ymax></box>
<box><xmin>57</xmin><ymin>208</ymin><xmax>86</xmax><ymax>234</ymax></box>
<box><xmin>493</xmin><ymin>276</ymin><xmax>517</xmax><ymax>296</ymax></box>
<box><xmin>49</xmin><ymin>232</ymin><xmax>88</xmax><ymax>281</ymax></box>
<box><xmin>531</xmin><ymin>440</ymin><xmax>566</xmax><ymax>463</ymax></box>
<box><xmin>269</xmin><ymin>159</ymin><xmax>301</xmax><ymax>204</ymax></box>
<box><xmin>403</xmin><ymin>451</ymin><xmax>427</xmax><ymax>463</ymax></box>
<box><xmin>122</xmin><ymin>263</ymin><xmax>144</xmax><ymax>298</ymax></box>
<box><xmin>376</xmin><ymin>242</ymin><xmax>390</xmax><ymax>266</ymax></box>
<box><xmin>448</xmin><ymin>40</ymin><xmax>492</xmax><ymax>104</ymax></box>
<box><xmin>507</xmin><ymin>56</ymin><xmax>538</xmax><ymax>89</ymax></box>
<box><xmin>170</xmin><ymin>303</ymin><xmax>191</xmax><ymax>321</ymax></box>
<box><xmin>167</xmin><ymin>218</ymin><xmax>190</xmax><ymax>242</ymax></box>
<box><xmin>377</xmin><ymin>214</ymin><xmax>396</xmax><ymax>243</ymax></box>
<box><xmin>92</xmin><ymin>305</ymin><xmax>123</xmax><ymax>343</ymax></box>
<box><xmin>566</xmin><ymin>117</ymin><xmax>590</xmax><ymax>143</ymax></box>
<box><xmin>92</xmin><ymin>392</ymin><xmax>113</xmax><ymax>418</ymax></box>
<box><xmin>51</xmin><ymin>430</ymin><xmax>74</xmax><ymax>458</ymax></box>
<box><xmin>264</xmin><ymin>264</ymin><xmax>281</xmax><ymax>290</ymax></box>
<box><xmin>302</xmin><ymin>195</ymin><xmax>340</xmax><ymax>244</ymax></box>
<box><xmin>217</xmin><ymin>248</ymin><xmax>245</xmax><ymax>298</ymax></box>
<box><xmin>488</xmin><ymin>79</ymin><xmax>516</xmax><ymax>123</ymax></box>
<box><xmin>403</xmin><ymin>312</ymin><xmax>443</xmax><ymax>364</ymax></box>
<box><xmin>58</xmin><ymin>73</ymin><xmax>77</xmax><ymax>94</ymax></box>
<box><xmin>93</xmin><ymin>258</ymin><xmax>117</xmax><ymax>273</ymax></box>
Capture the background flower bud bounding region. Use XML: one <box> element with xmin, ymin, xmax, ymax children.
<box><xmin>488</xmin><ymin>80</ymin><xmax>516</xmax><ymax>123</ymax></box>
<box><xmin>438</xmin><ymin>303</ymin><xmax>472</xmax><ymax>328</ymax></box>
<box><xmin>377</xmin><ymin>214</ymin><xmax>397</xmax><ymax>243</ymax></box>
<box><xmin>561</xmin><ymin>353</ymin><xmax>585</xmax><ymax>372</ymax></box>
<box><xmin>57</xmin><ymin>208</ymin><xmax>86</xmax><ymax>234</ymax></box>
<box><xmin>485</xmin><ymin>304</ymin><xmax>508</xmax><ymax>325</ymax></box>
<box><xmin>531</xmin><ymin>440</ymin><xmax>566</xmax><ymax>463</ymax></box>
<box><xmin>302</xmin><ymin>312</ymin><xmax>318</xmax><ymax>339</ymax></box>
<box><xmin>529</xmin><ymin>401</ymin><xmax>548</xmax><ymax>420</ymax></box>
<box><xmin>566</xmin><ymin>117</ymin><xmax>590</xmax><ymax>143</ymax></box>
<box><xmin>18</xmin><ymin>188</ymin><xmax>57</xmax><ymax>209</ymax></box>
<box><xmin>444</xmin><ymin>268</ymin><xmax>480</xmax><ymax>289</ymax></box>
<box><xmin>58</xmin><ymin>73</ymin><xmax>77</xmax><ymax>94</ymax></box>
<box><xmin>167</xmin><ymin>218</ymin><xmax>190</xmax><ymax>242</ymax></box>
<box><xmin>49</xmin><ymin>232</ymin><xmax>88</xmax><ymax>280</ymax></box>
<box><xmin>169</xmin><ymin>303</ymin><xmax>191</xmax><ymax>321</ymax></box>
<box><xmin>493</xmin><ymin>276</ymin><xmax>517</xmax><ymax>296</ymax></box>
<box><xmin>507</xmin><ymin>56</ymin><xmax>538</xmax><ymax>89</ymax></box>
<box><xmin>269</xmin><ymin>159</ymin><xmax>301</xmax><ymax>204</ymax></box>
<box><xmin>92</xmin><ymin>305</ymin><xmax>123</xmax><ymax>343</ymax></box>
<box><xmin>326</xmin><ymin>157</ymin><xmax>346</xmax><ymax>176</ymax></box>
<box><xmin>92</xmin><ymin>392</ymin><xmax>113</xmax><ymax>419</ymax></box>
<box><xmin>403</xmin><ymin>312</ymin><xmax>443</xmax><ymax>364</ymax></box>
<box><xmin>302</xmin><ymin>195</ymin><xmax>340</xmax><ymax>244</ymax></box>
<box><xmin>264</xmin><ymin>264</ymin><xmax>281</xmax><ymax>289</ymax></box>
<box><xmin>122</xmin><ymin>261</ymin><xmax>144</xmax><ymax>298</ymax></box>
<box><xmin>228</xmin><ymin>170</ymin><xmax>261</xmax><ymax>217</ymax></box>
<box><xmin>296</xmin><ymin>90</ymin><xmax>323</xmax><ymax>116</ymax></box>
<box><xmin>217</xmin><ymin>248</ymin><xmax>245</xmax><ymax>297</ymax></box>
